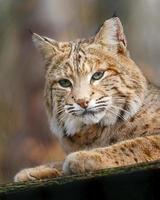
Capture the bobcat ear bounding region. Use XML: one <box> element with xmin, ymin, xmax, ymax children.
<box><xmin>95</xmin><ymin>17</ymin><xmax>128</xmax><ymax>55</ymax></box>
<box><xmin>32</xmin><ymin>33</ymin><xmax>59</xmax><ymax>64</ymax></box>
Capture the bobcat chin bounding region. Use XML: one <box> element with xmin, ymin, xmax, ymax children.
<box><xmin>14</xmin><ymin>17</ymin><xmax>160</xmax><ymax>182</ymax></box>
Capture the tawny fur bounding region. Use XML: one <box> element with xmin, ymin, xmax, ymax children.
<box><xmin>14</xmin><ymin>17</ymin><xmax>160</xmax><ymax>182</ymax></box>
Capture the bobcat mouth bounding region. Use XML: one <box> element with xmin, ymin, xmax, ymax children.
<box><xmin>80</xmin><ymin>108</ymin><xmax>106</xmax><ymax>125</ymax></box>
<box><xmin>81</xmin><ymin>108</ymin><xmax>105</xmax><ymax>116</ymax></box>
<box><xmin>81</xmin><ymin>110</ymin><xmax>95</xmax><ymax>116</ymax></box>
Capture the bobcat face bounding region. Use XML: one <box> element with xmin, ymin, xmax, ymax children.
<box><xmin>33</xmin><ymin>17</ymin><xmax>147</xmax><ymax>137</ymax></box>
<box><xmin>55</xmin><ymin>54</ymin><xmax>113</xmax><ymax>125</ymax></box>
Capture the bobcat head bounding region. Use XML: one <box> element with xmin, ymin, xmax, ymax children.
<box><xmin>32</xmin><ymin>17</ymin><xmax>147</xmax><ymax>137</ymax></box>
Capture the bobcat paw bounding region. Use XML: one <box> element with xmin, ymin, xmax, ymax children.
<box><xmin>14</xmin><ymin>165</ymin><xmax>62</xmax><ymax>182</ymax></box>
<box><xmin>63</xmin><ymin>151</ymin><xmax>104</xmax><ymax>174</ymax></box>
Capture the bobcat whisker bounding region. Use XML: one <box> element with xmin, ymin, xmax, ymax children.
<box><xmin>57</xmin><ymin>108</ymin><xmax>65</xmax><ymax>113</ymax></box>
<box><xmin>58</xmin><ymin>113</ymin><xmax>67</xmax><ymax>124</ymax></box>
<box><xmin>66</xmin><ymin>107</ymin><xmax>75</xmax><ymax>111</ymax></box>
<box><xmin>68</xmin><ymin>110</ymin><xmax>79</xmax><ymax>114</ymax></box>
<box><xmin>93</xmin><ymin>104</ymin><xmax>108</xmax><ymax>108</ymax></box>
<box><xmin>108</xmin><ymin>108</ymin><xmax>126</xmax><ymax>121</ymax></box>
<box><xmin>111</xmin><ymin>105</ymin><xmax>131</xmax><ymax>116</ymax></box>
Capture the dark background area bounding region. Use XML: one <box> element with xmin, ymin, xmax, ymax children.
<box><xmin>0</xmin><ymin>0</ymin><xmax>160</xmax><ymax>183</ymax></box>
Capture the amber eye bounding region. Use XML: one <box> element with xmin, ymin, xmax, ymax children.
<box><xmin>91</xmin><ymin>71</ymin><xmax>104</xmax><ymax>81</ymax></box>
<box><xmin>58</xmin><ymin>79</ymin><xmax>72</xmax><ymax>88</ymax></box>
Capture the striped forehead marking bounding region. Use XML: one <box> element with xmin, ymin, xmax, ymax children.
<box><xmin>69</xmin><ymin>41</ymin><xmax>82</xmax><ymax>72</ymax></box>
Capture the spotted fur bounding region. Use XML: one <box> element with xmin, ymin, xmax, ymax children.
<box><xmin>14</xmin><ymin>17</ymin><xmax>160</xmax><ymax>181</ymax></box>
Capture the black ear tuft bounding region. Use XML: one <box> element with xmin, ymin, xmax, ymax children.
<box><xmin>112</xmin><ymin>11</ymin><xmax>118</xmax><ymax>18</ymax></box>
<box><xmin>95</xmin><ymin>23</ymin><xmax>103</xmax><ymax>35</ymax></box>
<box><xmin>28</xmin><ymin>29</ymin><xmax>33</xmax><ymax>35</ymax></box>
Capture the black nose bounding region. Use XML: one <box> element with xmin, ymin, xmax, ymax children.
<box><xmin>76</xmin><ymin>99</ymin><xmax>89</xmax><ymax>109</ymax></box>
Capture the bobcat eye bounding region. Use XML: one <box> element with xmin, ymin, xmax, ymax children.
<box><xmin>91</xmin><ymin>71</ymin><xmax>104</xmax><ymax>81</ymax></box>
<box><xmin>58</xmin><ymin>79</ymin><xmax>72</xmax><ymax>88</ymax></box>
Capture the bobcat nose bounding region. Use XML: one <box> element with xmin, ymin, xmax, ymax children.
<box><xmin>76</xmin><ymin>99</ymin><xmax>89</xmax><ymax>109</ymax></box>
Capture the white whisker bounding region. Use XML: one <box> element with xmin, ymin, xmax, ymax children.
<box><xmin>110</xmin><ymin>108</ymin><xmax>125</xmax><ymax>121</ymax></box>
<box><xmin>111</xmin><ymin>105</ymin><xmax>131</xmax><ymax>116</ymax></box>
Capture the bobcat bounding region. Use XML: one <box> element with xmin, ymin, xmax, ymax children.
<box><xmin>14</xmin><ymin>17</ymin><xmax>160</xmax><ymax>182</ymax></box>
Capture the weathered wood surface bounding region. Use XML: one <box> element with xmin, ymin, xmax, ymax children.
<box><xmin>0</xmin><ymin>160</ymin><xmax>160</xmax><ymax>200</ymax></box>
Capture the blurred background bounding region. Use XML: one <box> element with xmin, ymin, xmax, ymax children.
<box><xmin>0</xmin><ymin>0</ymin><xmax>160</xmax><ymax>184</ymax></box>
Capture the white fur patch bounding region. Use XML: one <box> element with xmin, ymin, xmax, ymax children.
<box><xmin>49</xmin><ymin>115</ymin><xmax>64</xmax><ymax>138</ymax></box>
<box><xmin>81</xmin><ymin>111</ymin><xmax>106</xmax><ymax>125</ymax></box>
<box><xmin>64</xmin><ymin>116</ymin><xmax>82</xmax><ymax>136</ymax></box>
<box><xmin>123</xmin><ymin>96</ymin><xmax>142</xmax><ymax>120</ymax></box>
<box><xmin>100</xmin><ymin>110</ymin><xmax>119</xmax><ymax>126</ymax></box>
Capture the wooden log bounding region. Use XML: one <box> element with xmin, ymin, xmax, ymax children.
<box><xmin>0</xmin><ymin>160</ymin><xmax>160</xmax><ymax>200</ymax></box>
